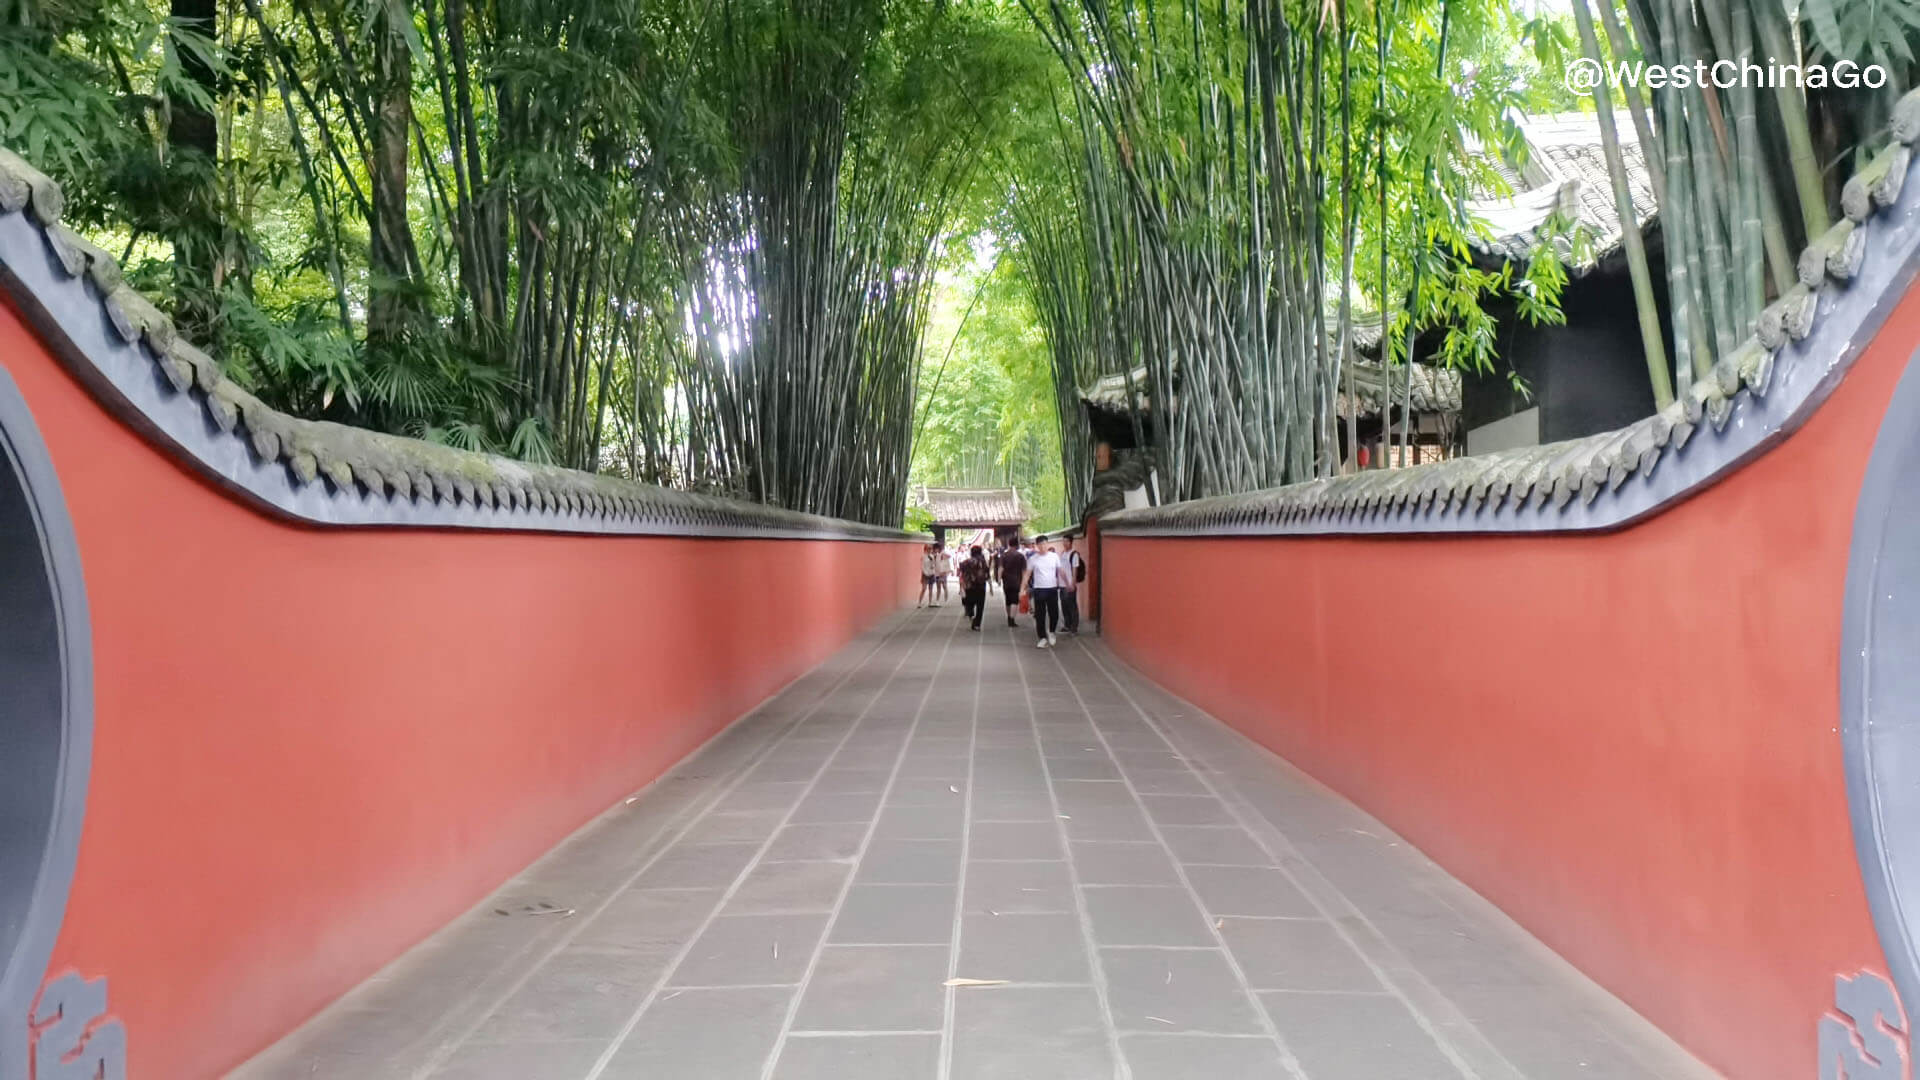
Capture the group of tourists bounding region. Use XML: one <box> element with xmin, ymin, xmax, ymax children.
<box><xmin>917</xmin><ymin>545</ymin><xmax>956</xmax><ymax>608</ymax></box>
<box><xmin>921</xmin><ymin>534</ymin><xmax>1086</xmax><ymax>647</ymax></box>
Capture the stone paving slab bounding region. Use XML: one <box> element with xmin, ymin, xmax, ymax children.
<box><xmin>233</xmin><ymin>606</ymin><xmax>1717</xmax><ymax>1080</ymax></box>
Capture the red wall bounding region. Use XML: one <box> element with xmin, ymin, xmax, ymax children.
<box><xmin>1</xmin><ymin>297</ymin><xmax>919</xmax><ymax>1079</ymax></box>
<box><xmin>1101</xmin><ymin>282</ymin><xmax>1920</xmax><ymax>1079</ymax></box>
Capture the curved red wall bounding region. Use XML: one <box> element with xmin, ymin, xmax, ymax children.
<box><xmin>1</xmin><ymin>297</ymin><xmax>919</xmax><ymax>1079</ymax></box>
<box><xmin>1100</xmin><ymin>282</ymin><xmax>1920</xmax><ymax>1079</ymax></box>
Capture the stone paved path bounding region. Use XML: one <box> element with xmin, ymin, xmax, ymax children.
<box><xmin>236</xmin><ymin>604</ymin><xmax>1716</xmax><ymax>1080</ymax></box>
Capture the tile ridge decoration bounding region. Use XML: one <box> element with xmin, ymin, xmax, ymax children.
<box><xmin>0</xmin><ymin>147</ymin><xmax>914</xmax><ymax>542</ymax></box>
<box><xmin>1104</xmin><ymin>88</ymin><xmax>1920</xmax><ymax>538</ymax></box>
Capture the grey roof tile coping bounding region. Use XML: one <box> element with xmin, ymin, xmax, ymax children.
<box><xmin>1104</xmin><ymin>89</ymin><xmax>1920</xmax><ymax>539</ymax></box>
<box><xmin>912</xmin><ymin>486</ymin><xmax>1028</xmax><ymax>526</ymax></box>
<box><xmin>0</xmin><ymin>147</ymin><xmax>914</xmax><ymax>542</ymax></box>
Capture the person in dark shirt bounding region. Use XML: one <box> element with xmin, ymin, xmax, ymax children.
<box><xmin>997</xmin><ymin>541</ymin><xmax>1027</xmax><ymax>628</ymax></box>
<box><xmin>1059</xmin><ymin>535</ymin><xmax>1085</xmax><ymax>634</ymax></box>
<box><xmin>958</xmin><ymin>546</ymin><xmax>990</xmax><ymax>631</ymax></box>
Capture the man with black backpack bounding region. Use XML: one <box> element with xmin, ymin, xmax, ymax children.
<box><xmin>1059</xmin><ymin>535</ymin><xmax>1087</xmax><ymax>634</ymax></box>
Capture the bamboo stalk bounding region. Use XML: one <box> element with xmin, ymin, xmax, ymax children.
<box><xmin>1571</xmin><ymin>0</ymin><xmax>1673</xmax><ymax>408</ymax></box>
<box><xmin>1753</xmin><ymin>0</ymin><xmax>1830</xmax><ymax>242</ymax></box>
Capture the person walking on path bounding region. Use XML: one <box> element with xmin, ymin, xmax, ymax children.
<box><xmin>935</xmin><ymin>546</ymin><xmax>954</xmax><ymax>604</ymax></box>
<box><xmin>1024</xmin><ymin>536</ymin><xmax>1064</xmax><ymax>648</ymax></box>
<box><xmin>998</xmin><ymin>541</ymin><xmax>1028</xmax><ymax>627</ymax></box>
<box><xmin>918</xmin><ymin>543</ymin><xmax>940</xmax><ymax>608</ymax></box>
<box><xmin>958</xmin><ymin>545</ymin><xmax>990</xmax><ymax>631</ymax></box>
<box><xmin>1059</xmin><ymin>535</ymin><xmax>1086</xmax><ymax>634</ymax></box>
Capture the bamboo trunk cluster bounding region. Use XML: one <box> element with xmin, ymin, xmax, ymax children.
<box><xmin>1578</xmin><ymin>0</ymin><xmax>1841</xmax><ymax>398</ymax></box>
<box><xmin>234</xmin><ymin>0</ymin><xmax>957</xmax><ymax>524</ymax></box>
<box><xmin>1021</xmin><ymin>0</ymin><xmax>1356</xmax><ymax>509</ymax></box>
<box><xmin>622</xmin><ymin>0</ymin><xmax>965</xmax><ymax>524</ymax></box>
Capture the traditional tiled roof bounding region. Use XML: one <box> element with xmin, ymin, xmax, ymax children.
<box><xmin>1343</xmin><ymin>310</ymin><xmax>1389</xmax><ymax>352</ymax></box>
<box><xmin>914</xmin><ymin>486</ymin><xmax>1027</xmax><ymax>526</ymax></box>
<box><xmin>1103</xmin><ymin>89</ymin><xmax>1920</xmax><ymax>537</ymax></box>
<box><xmin>0</xmin><ymin>148</ymin><xmax>913</xmax><ymax>541</ymax></box>
<box><xmin>1466</xmin><ymin>111</ymin><xmax>1657</xmax><ymax>268</ymax></box>
<box><xmin>1082</xmin><ymin>353</ymin><xmax>1458</xmax><ymax>422</ymax></box>
<box><xmin>1337</xmin><ymin>360</ymin><xmax>1461</xmax><ymax>417</ymax></box>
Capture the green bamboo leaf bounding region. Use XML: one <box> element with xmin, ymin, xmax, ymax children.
<box><xmin>1799</xmin><ymin>0</ymin><xmax>1848</xmax><ymax>56</ymax></box>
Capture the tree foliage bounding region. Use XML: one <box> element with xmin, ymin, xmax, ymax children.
<box><xmin>1568</xmin><ymin>0</ymin><xmax>1920</xmax><ymax>406</ymax></box>
<box><xmin>8</xmin><ymin>0</ymin><xmax>1040</xmax><ymax>524</ymax></box>
<box><xmin>1005</xmin><ymin>0</ymin><xmax>1573</xmax><ymax>511</ymax></box>
<box><xmin>15</xmin><ymin>0</ymin><xmax>1892</xmax><ymax>524</ymax></box>
<box><xmin>910</xmin><ymin>250</ymin><xmax>1069</xmax><ymax>532</ymax></box>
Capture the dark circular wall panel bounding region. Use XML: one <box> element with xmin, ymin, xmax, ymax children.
<box><xmin>1844</xmin><ymin>349</ymin><xmax>1920</xmax><ymax>1019</ymax></box>
<box><xmin>0</xmin><ymin>364</ymin><xmax>92</xmax><ymax>1080</ymax></box>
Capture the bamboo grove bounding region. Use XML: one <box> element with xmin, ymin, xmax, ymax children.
<box><xmin>8</xmin><ymin>0</ymin><xmax>1034</xmax><ymax>523</ymax></box>
<box><xmin>1009</xmin><ymin>0</ymin><xmax>1575</xmax><ymax>511</ymax></box>
<box><xmin>622</xmin><ymin>1</ymin><xmax>1003</xmax><ymax>520</ymax></box>
<box><xmin>1563</xmin><ymin>0</ymin><xmax>1916</xmax><ymax>410</ymax></box>
<box><xmin>13</xmin><ymin>0</ymin><xmax>1917</xmax><ymax>525</ymax></box>
<box><xmin>1007</xmin><ymin>0</ymin><xmax>1919</xmax><ymax>515</ymax></box>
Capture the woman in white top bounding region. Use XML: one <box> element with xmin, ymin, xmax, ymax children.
<box><xmin>918</xmin><ymin>544</ymin><xmax>940</xmax><ymax>608</ymax></box>
<box><xmin>935</xmin><ymin>547</ymin><xmax>954</xmax><ymax>604</ymax></box>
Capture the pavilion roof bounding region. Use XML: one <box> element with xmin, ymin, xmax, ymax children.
<box><xmin>914</xmin><ymin>486</ymin><xmax>1028</xmax><ymax>526</ymax></box>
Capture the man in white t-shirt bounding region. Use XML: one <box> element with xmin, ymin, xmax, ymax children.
<box><xmin>935</xmin><ymin>547</ymin><xmax>954</xmax><ymax>604</ymax></box>
<box><xmin>1022</xmin><ymin>536</ymin><xmax>1064</xmax><ymax>648</ymax></box>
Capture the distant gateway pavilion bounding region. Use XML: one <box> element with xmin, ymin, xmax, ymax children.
<box><xmin>912</xmin><ymin>486</ymin><xmax>1029</xmax><ymax>546</ymax></box>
